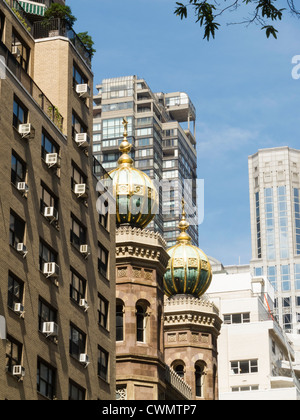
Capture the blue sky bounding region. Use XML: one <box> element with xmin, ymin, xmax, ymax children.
<box><xmin>70</xmin><ymin>0</ymin><xmax>300</xmax><ymax>266</ymax></box>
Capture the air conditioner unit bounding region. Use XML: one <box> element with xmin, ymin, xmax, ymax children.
<box><xmin>43</xmin><ymin>262</ymin><xmax>59</xmax><ymax>278</ymax></box>
<box><xmin>12</xmin><ymin>46</ymin><xmax>21</xmax><ymax>58</ymax></box>
<box><xmin>14</xmin><ymin>303</ymin><xmax>25</xmax><ymax>317</ymax></box>
<box><xmin>74</xmin><ymin>183</ymin><xmax>88</xmax><ymax>198</ymax></box>
<box><xmin>18</xmin><ymin>123</ymin><xmax>34</xmax><ymax>138</ymax></box>
<box><xmin>80</xmin><ymin>245</ymin><xmax>90</xmax><ymax>258</ymax></box>
<box><xmin>16</xmin><ymin>243</ymin><xmax>28</xmax><ymax>258</ymax></box>
<box><xmin>17</xmin><ymin>182</ymin><xmax>29</xmax><ymax>195</ymax></box>
<box><xmin>45</xmin><ymin>153</ymin><xmax>61</xmax><ymax>169</ymax></box>
<box><xmin>13</xmin><ymin>365</ymin><xmax>25</xmax><ymax>379</ymax></box>
<box><xmin>75</xmin><ymin>133</ymin><xmax>90</xmax><ymax>147</ymax></box>
<box><xmin>44</xmin><ymin>207</ymin><xmax>58</xmax><ymax>222</ymax></box>
<box><xmin>79</xmin><ymin>353</ymin><xmax>90</xmax><ymax>367</ymax></box>
<box><xmin>79</xmin><ymin>299</ymin><xmax>89</xmax><ymax>312</ymax></box>
<box><xmin>42</xmin><ymin>321</ymin><xmax>59</xmax><ymax>337</ymax></box>
<box><xmin>76</xmin><ymin>84</ymin><xmax>91</xmax><ymax>98</ymax></box>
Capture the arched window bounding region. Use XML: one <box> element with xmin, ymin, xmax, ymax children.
<box><xmin>195</xmin><ymin>364</ymin><xmax>205</xmax><ymax>398</ymax></box>
<box><xmin>171</xmin><ymin>360</ymin><xmax>186</xmax><ymax>380</ymax></box>
<box><xmin>136</xmin><ymin>305</ymin><xmax>146</xmax><ymax>342</ymax></box>
<box><xmin>116</xmin><ymin>300</ymin><xmax>124</xmax><ymax>341</ymax></box>
<box><xmin>175</xmin><ymin>364</ymin><xmax>185</xmax><ymax>379</ymax></box>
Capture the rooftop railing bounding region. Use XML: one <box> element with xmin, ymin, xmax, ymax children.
<box><xmin>33</xmin><ymin>18</ymin><xmax>92</xmax><ymax>69</ymax></box>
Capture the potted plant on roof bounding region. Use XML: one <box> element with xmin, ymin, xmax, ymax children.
<box><xmin>42</xmin><ymin>3</ymin><xmax>77</xmax><ymax>37</ymax></box>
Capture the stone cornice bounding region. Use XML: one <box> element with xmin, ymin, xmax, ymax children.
<box><xmin>116</xmin><ymin>226</ymin><xmax>167</xmax><ymax>248</ymax></box>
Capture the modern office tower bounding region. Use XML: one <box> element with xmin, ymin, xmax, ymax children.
<box><xmin>249</xmin><ymin>147</ymin><xmax>300</xmax><ymax>335</ymax></box>
<box><xmin>0</xmin><ymin>0</ymin><xmax>116</xmax><ymax>400</ymax></box>
<box><xmin>93</xmin><ymin>75</ymin><xmax>199</xmax><ymax>248</ymax></box>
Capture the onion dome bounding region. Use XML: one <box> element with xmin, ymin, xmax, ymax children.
<box><xmin>164</xmin><ymin>199</ymin><xmax>212</xmax><ymax>298</ymax></box>
<box><xmin>108</xmin><ymin>119</ymin><xmax>159</xmax><ymax>229</ymax></box>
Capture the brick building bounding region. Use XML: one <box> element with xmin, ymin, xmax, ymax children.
<box><xmin>0</xmin><ymin>0</ymin><xmax>116</xmax><ymax>400</ymax></box>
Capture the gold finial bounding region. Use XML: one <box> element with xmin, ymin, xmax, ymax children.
<box><xmin>177</xmin><ymin>198</ymin><xmax>191</xmax><ymax>243</ymax></box>
<box><xmin>118</xmin><ymin>118</ymin><xmax>133</xmax><ymax>165</ymax></box>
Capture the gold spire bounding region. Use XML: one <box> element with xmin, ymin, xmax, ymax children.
<box><xmin>118</xmin><ymin>118</ymin><xmax>133</xmax><ymax>166</ymax></box>
<box><xmin>177</xmin><ymin>198</ymin><xmax>192</xmax><ymax>243</ymax></box>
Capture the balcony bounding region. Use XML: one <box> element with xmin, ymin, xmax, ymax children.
<box><xmin>0</xmin><ymin>40</ymin><xmax>64</xmax><ymax>132</ymax></box>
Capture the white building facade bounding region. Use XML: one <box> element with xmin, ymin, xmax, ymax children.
<box><xmin>207</xmin><ymin>262</ymin><xmax>300</xmax><ymax>400</ymax></box>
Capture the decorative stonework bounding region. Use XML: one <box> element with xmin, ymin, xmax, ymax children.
<box><xmin>118</xmin><ymin>268</ymin><xmax>128</xmax><ymax>278</ymax></box>
<box><xmin>116</xmin><ymin>226</ymin><xmax>167</xmax><ymax>248</ymax></box>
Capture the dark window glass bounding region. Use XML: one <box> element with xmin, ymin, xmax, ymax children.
<box><xmin>39</xmin><ymin>241</ymin><xmax>57</xmax><ymax>271</ymax></box>
<box><xmin>98</xmin><ymin>346</ymin><xmax>109</xmax><ymax>381</ymax></box>
<box><xmin>6</xmin><ymin>335</ymin><xmax>22</xmax><ymax>374</ymax></box>
<box><xmin>69</xmin><ymin>324</ymin><xmax>86</xmax><ymax>359</ymax></box>
<box><xmin>70</xmin><ymin>269</ymin><xmax>86</xmax><ymax>304</ymax></box>
<box><xmin>13</xmin><ymin>97</ymin><xmax>28</xmax><ymax>129</ymax></box>
<box><xmin>41</xmin><ymin>131</ymin><xmax>58</xmax><ymax>160</ymax></box>
<box><xmin>11</xmin><ymin>152</ymin><xmax>26</xmax><ymax>186</ymax></box>
<box><xmin>116</xmin><ymin>304</ymin><xmax>124</xmax><ymax>341</ymax></box>
<box><xmin>9</xmin><ymin>211</ymin><xmax>25</xmax><ymax>248</ymax></box>
<box><xmin>98</xmin><ymin>294</ymin><xmax>109</xmax><ymax>330</ymax></box>
<box><xmin>37</xmin><ymin>359</ymin><xmax>56</xmax><ymax>400</ymax></box>
<box><xmin>69</xmin><ymin>380</ymin><xmax>85</xmax><ymax>400</ymax></box>
<box><xmin>7</xmin><ymin>272</ymin><xmax>24</xmax><ymax>310</ymax></box>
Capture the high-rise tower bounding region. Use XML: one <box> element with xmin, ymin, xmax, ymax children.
<box><xmin>93</xmin><ymin>75</ymin><xmax>199</xmax><ymax>249</ymax></box>
<box><xmin>249</xmin><ymin>147</ymin><xmax>300</xmax><ymax>334</ymax></box>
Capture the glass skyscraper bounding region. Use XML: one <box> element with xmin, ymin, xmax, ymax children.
<box><xmin>249</xmin><ymin>147</ymin><xmax>300</xmax><ymax>334</ymax></box>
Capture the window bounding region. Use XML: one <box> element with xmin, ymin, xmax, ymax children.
<box><xmin>7</xmin><ymin>272</ymin><xmax>24</xmax><ymax>310</ymax></box>
<box><xmin>98</xmin><ymin>195</ymin><xmax>109</xmax><ymax>230</ymax></box>
<box><xmin>224</xmin><ymin>313</ymin><xmax>250</xmax><ymax>325</ymax></box>
<box><xmin>116</xmin><ymin>301</ymin><xmax>124</xmax><ymax>341</ymax></box>
<box><xmin>0</xmin><ymin>11</ymin><xmax>4</xmax><ymax>42</ymax></box>
<box><xmin>232</xmin><ymin>385</ymin><xmax>259</xmax><ymax>392</ymax></box>
<box><xmin>38</xmin><ymin>299</ymin><xmax>57</xmax><ymax>332</ymax></box>
<box><xmin>39</xmin><ymin>241</ymin><xmax>57</xmax><ymax>271</ymax></box>
<box><xmin>278</xmin><ymin>186</ymin><xmax>289</xmax><ymax>259</ymax></box>
<box><xmin>9</xmin><ymin>211</ymin><xmax>25</xmax><ymax>248</ymax></box>
<box><xmin>265</xmin><ymin>188</ymin><xmax>275</xmax><ymax>260</ymax></box>
<box><xmin>37</xmin><ymin>359</ymin><xmax>56</xmax><ymax>400</ymax></box>
<box><xmin>71</xmin><ymin>162</ymin><xmax>87</xmax><ymax>191</ymax></box>
<box><xmin>98</xmin><ymin>243</ymin><xmax>109</xmax><ymax>278</ymax></box>
<box><xmin>267</xmin><ymin>266</ymin><xmax>277</xmax><ymax>291</ymax></box>
<box><xmin>11</xmin><ymin>151</ymin><xmax>26</xmax><ymax>186</ymax></box>
<box><xmin>12</xmin><ymin>31</ymin><xmax>30</xmax><ymax>72</ymax></box>
<box><xmin>98</xmin><ymin>294</ymin><xmax>109</xmax><ymax>330</ymax></box>
<box><xmin>230</xmin><ymin>360</ymin><xmax>258</xmax><ymax>375</ymax></box>
<box><xmin>69</xmin><ymin>324</ymin><xmax>86</xmax><ymax>359</ymax></box>
<box><xmin>72</xmin><ymin>111</ymin><xmax>87</xmax><ymax>138</ymax></box>
<box><xmin>70</xmin><ymin>269</ymin><xmax>86</xmax><ymax>305</ymax></box>
<box><xmin>13</xmin><ymin>96</ymin><xmax>28</xmax><ymax>129</ymax></box>
<box><xmin>294</xmin><ymin>188</ymin><xmax>300</xmax><ymax>254</ymax></box>
<box><xmin>195</xmin><ymin>365</ymin><xmax>204</xmax><ymax>397</ymax></box>
<box><xmin>174</xmin><ymin>364</ymin><xmax>185</xmax><ymax>379</ymax></box>
<box><xmin>40</xmin><ymin>183</ymin><xmax>58</xmax><ymax>217</ymax></box>
<box><xmin>70</xmin><ymin>215</ymin><xmax>87</xmax><ymax>249</ymax></box>
<box><xmin>98</xmin><ymin>346</ymin><xmax>109</xmax><ymax>382</ymax></box>
<box><xmin>102</xmin><ymin>117</ymin><xmax>133</xmax><ymax>139</ymax></box>
<box><xmin>136</xmin><ymin>305</ymin><xmax>147</xmax><ymax>342</ymax></box>
<box><xmin>6</xmin><ymin>335</ymin><xmax>22</xmax><ymax>374</ymax></box>
<box><xmin>69</xmin><ymin>380</ymin><xmax>86</xmax><ymax>401</ymax></box>
<box><xmin>41</xmin><ymin>131</ymin><xmax>59</xmax><ymax>161</ymax></box>
<box><xmin>73</xmin><ymin>63</ymin><xmax>88</xmax><ymax>87</ymax></box>
<box><xmin>283</xmin><ymin>314</ymin><xmax>292</xmax><ymax>331</ymax></box>
<box><xmin>281</xmin><ymin>265</ymin><xmax>291</xmax><ymax>292</ymax></box>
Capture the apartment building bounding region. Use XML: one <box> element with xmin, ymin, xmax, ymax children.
<box><xmin>93</xmin><ymin>75</ymin><xmax>199</xmax><ymax>248</ymax></box>
<box><xmin>249</xmin><ymin>147</ymin><xmax>300</xmax><ymax>335</ymax></box>
<box><xmin>0</xmin><ymin>0</ymin><xmax>116</xmax><ymax>400</ymax></box>
<box><xmin>208</xmin><ymin>262</ymin><xmax>300</xmax><ymax>400</ymax></box>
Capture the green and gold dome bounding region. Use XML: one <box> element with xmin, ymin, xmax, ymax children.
<box><xmin>108</xmin><ymin>119</ymin><xmax>159</xmax><ymax>228</ymax></box>
<box><xmin>164</xmin><ymin>200</ymin><xmax>212</xmax><ymax>298</ymax></box>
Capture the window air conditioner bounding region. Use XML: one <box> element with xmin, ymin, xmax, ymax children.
<box><xmin>79</xmin><ymin>299</ymin><xmax>89</xmax><ymax>312</ymax></box>
<box><xmin>76</xmin><ymin>84</ymin><xmax>91</xmax><ymax>98</ymax></box>
<box><xmin>14</xmin><ymin>303</ymin><xmax>25</xmax><ymax>316</ymax></box>
<box><xmin>43</xmin><ymin>262</ymin><xmax>59</xmax><ymax>278</ymax></box>
<box><xmin>79</xmin><ymin>353</ymin><xmax>90</xmax><ymax>367</ymax></box>
<box><xmin>18</xmin><ymin>123</ymin><xmax>34</xmax><ymax>139</ymax></box>
<box><xmin>13</xmin><ymin>365</ymin><xmax>25</xmax><ymax>379</ymax></box>
<box><xmin>74</xmin><ymin>183</ymin><xmax>88</xmax><ymax>198</ymax></box>
<box><xmin>17</xmin><ymin>182</ymin><xmax>29</xmax><ymax>195</ymax></box>
<box><xmin>44</xmin><ymin>207</ymin><xmax>58</xmax><ymax>222</ymax></box>
<box><xmin>80</xmin><ymin>245</ymin><xmax>90</xmax><ymax>258</ymax></box>
<box><xmin>42</xmin><ymin>321</ymin><xmax>59</xmax><ymax>337</ymax></box>
<box><xmin>75</xmin><ymin>133</ymin><xmax>90</xmax><ymax>147</ymax></box>
<box><xmin>12</xmin><ymin>46</ymin><xmax>21</xmax><ymax>58</ymax></box>
<box><xmin>45</xmin><ymin>153</ymin><xmax>61</xmax><ymax>169</ymax></box>
<box><xmin>16</xmin><ymin>243</ymin><xmax>28</xmax><ymax>258</ymax></box>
